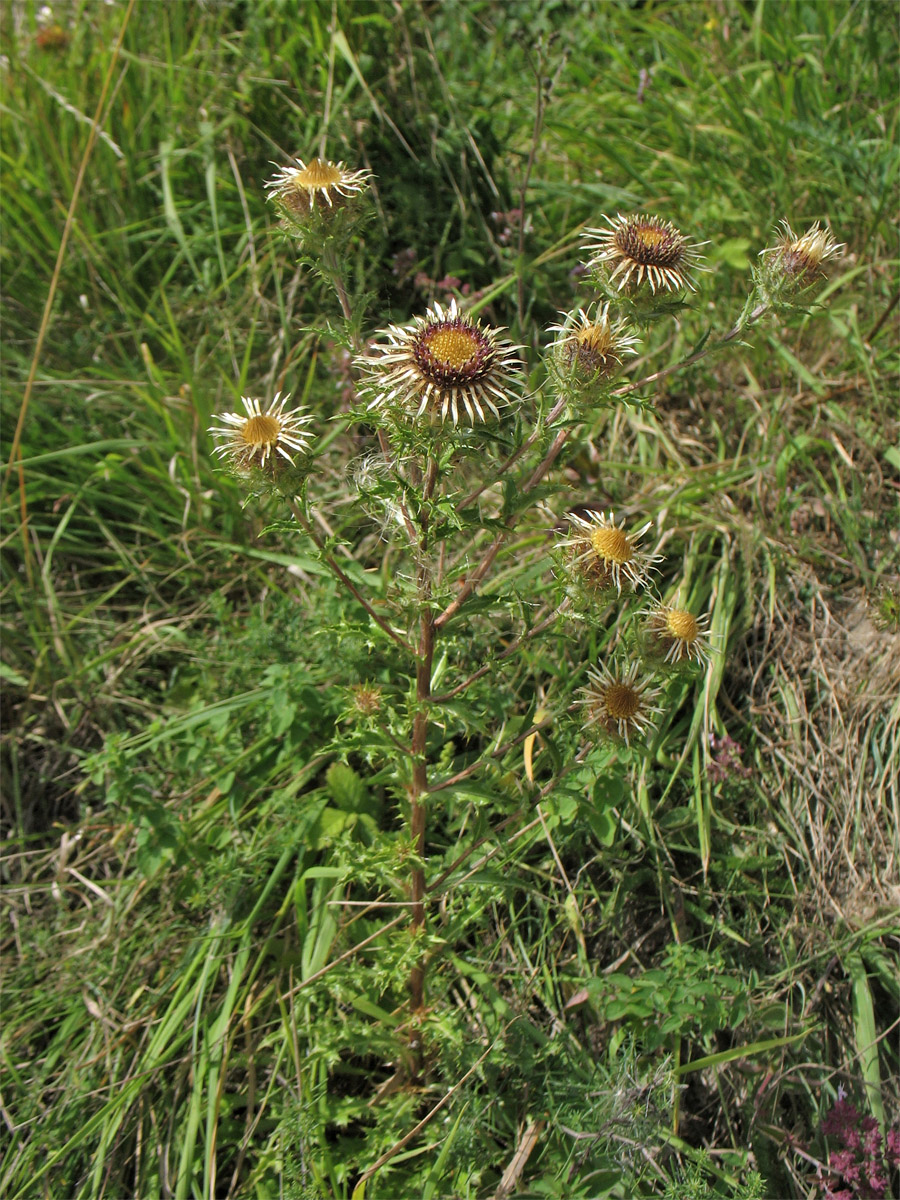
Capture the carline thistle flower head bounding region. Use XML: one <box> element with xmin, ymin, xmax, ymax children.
<box><xmin>580</xmin><ymin>661</ymin><xmax>662</xmax><ymax>746</ymax></box>
<box><xmin>209</xmin><ymin>392</ymin><xmax>313</xmax><ymax>472</ymax></box>
<box><xmin>348</xmin><ymin>682</ymin><xmax>383</xmax><ymax>717</ymax></box>
<box><xmin>548</xmin><ymin>302</ymin><xmax>640</xmax><ymax>387</ymax></box>
<box><xmin>646</xmin><ymin>601</ymin><xmax>712</xmax><ymax>667</ymax></box>
<box><xmin>558</xmin><ymin>510</ymin><xmax>661</xmax><ymax>597</ymax></box>
<box><xmin>357</xmin><ymin>297</ymin><xmax>524</xmax><ymax>426</ymax></box>
<box><xmin>760</xmin><ymin>220</ymin><xmax>842</xmax><ymax>286</ymax></box>
<box><xmin>265</xmin><ymin>156</ymin><xmax>371</xmax><ymax>217</ymax></box>
<box><xmin>583</xmin><ymin>213</ymin><xmax>706</xmax><ymax>294</ymax></box>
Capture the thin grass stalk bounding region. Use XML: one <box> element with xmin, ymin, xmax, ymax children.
<box><xmin>1</xmin><ymin>0</ymin><xmax>137</xmax><ymax>585</ymax></box>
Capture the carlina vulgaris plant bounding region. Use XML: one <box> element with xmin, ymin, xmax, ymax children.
<box><xmin>208</xmin><ymin>152</ymin><xmax>845</xmax><ymax>1078</ymax></box>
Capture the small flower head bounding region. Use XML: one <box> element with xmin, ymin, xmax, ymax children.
<box><xmin>209</xmin><ymin>392</ymin><xmax>313</xmax><ymax>473</ymax></box>
<box><xmin>548</xmin><ymin>303</ymin><xmax>639</xmax><ymax>403</ymax></box>
<box><xmin>580</xmin><ymin>660</ymin><xmax>661</xmax><ymax>746</ymax></box>
<box><xmin>265</xmin><ymin>156</ymin><xmax>371</xmax><ymax>217</ymax></box>
<box><xmin>557</xmin><ymin>510</ymin><xmax>660</xmax><ymax>597</ymax></box>
<box><xmin>348</xmin><ymin>683</ymin><xmax>383</xmax><ymax>717</ymax></box>
<box><xmin>760</xmin><ymin>220</ymin><xmax>842</xmax><ymax>286</ymax></box>
<box><xmin>646</xmin><ymin>601</ymin><xmax>712</xmax><ymax>667</ymax></box>
<box><xmin>357</xmin><ymin>298</ymin><xmax>524</xmax><ymax>427</ymax></box>
<box><xmin>584</xmin><ymin>213</ymin><xmax>706</xmax><ymax>295</ymax></box>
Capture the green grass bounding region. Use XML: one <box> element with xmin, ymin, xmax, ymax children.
<box><xmin>2</xmin><ymin>1</ymin><xmax>899</xmax><ymax>1198</ymax></box>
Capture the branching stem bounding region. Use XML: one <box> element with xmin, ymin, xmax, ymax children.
<box><xmin>436</xmin><ymin>422</ymin><xmax>571</xmax><ymax>629</ymax></box>
<box><xmin>290</xmin><ymin>502</ymin><xmax>414</xmax><ymax>654</ymax></box>
<box><xmin>431</xmin><ymin>600</ymin><xmax>567</xmax><ymax>703</ymax></box>
<box><xmin>457</xmin><ymin>394</ymin><xmax>568</xmax><ymax>511</ymax></box>
<box><xmin>616</xmin><ymin>302</ymin><xmax>770</xmax><ymax>397</ymax></box>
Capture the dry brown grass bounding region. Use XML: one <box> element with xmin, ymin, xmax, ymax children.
<box><xmin>747</xmin><ymin>569</ymin><xmax>900</xmax><ymax>924</ymax></box>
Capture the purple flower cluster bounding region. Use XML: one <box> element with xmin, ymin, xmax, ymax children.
<box><xmin>388</xmin><ymin>247</ymin><xmax>484</xmax><ymax>305</ymax></box>
<box><xmin>707</xmin><ymin>732</ymin><xmax>752</xmax><ymax>784</ymax></box>
<box><xmin>490</xmin><ymin>207</ymin><xmax>531</xmax><ymax>246</ymax></box>
<box><xmin>820</xmin><ymin>1088</ymin><xmax>900</xmax><ymax>1200</ymax></box>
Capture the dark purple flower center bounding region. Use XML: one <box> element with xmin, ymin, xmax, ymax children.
<box><xmin>616</xmin><ymin>219</ymin><xmax>685</xmax><ymax>267</ymax></box>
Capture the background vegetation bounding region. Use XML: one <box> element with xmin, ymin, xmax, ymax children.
<box><xmin>2</xmin><ymin>1</ymin><xmax>898</xmax><ymax>1197</ymax></box>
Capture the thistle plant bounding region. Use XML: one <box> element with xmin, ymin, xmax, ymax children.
<box><xmin>209</xmin><ymin>151</ymin><xmax>843</xmax><ymax>1077</ymax></box>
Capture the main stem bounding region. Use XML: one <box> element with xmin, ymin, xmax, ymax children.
<box><xmin>315</xmin><ymin>246</ymin><xmax>436</xmax><ymax>1037</ymax></box>
<box><xmin>407</xmin><ymin>456</ymin><xmax>438</xmax><ymax>1045</ymax></box>
<box><xmin>407</xmin><ymin>609</ymin><xmax>433</xmax><ymax>1017</ymax></box>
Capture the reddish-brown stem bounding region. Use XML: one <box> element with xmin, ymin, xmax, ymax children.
<box><xmin>406</xmin><ymin>455</ymin><xmax>438</xmax><ymax>1039</ymax></box>
<box><xmin>436</xmin><ymin>424</ymin><xmax>571</xmax><ymax>630</ymax></box>
<box><xmin>614</xmin><ymin>301</ymin><xmax>770</xmax><ymax>397</ymax></box>
<box><xmin>290</xmin><ymin>503</ymin><xmax>414</xmax><ymax>654</ymax></box>
<box><xmin>426</xmin><ymin>708</ymin><xmax>561</xmax><ymax>795</ymax></box>
<box><xmin>457</xmin><ymin>394</ymin><xmax>568</xmax><ymax>512</ymax></box>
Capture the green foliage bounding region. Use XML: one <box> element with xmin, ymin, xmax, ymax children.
<box><xmin>2</xmin><ymin>3</ymin><xmax>898</xmax><ymax>1200</ymax></box>
<box><xmin>584</xmin><ymin>943</ymin><xmax>751</xmax><ymax>1054</ymax></box>
<box><xmin>662</xmin><ymin>1151</ymin><xmax>767</xmax><ymax>1200</ymax></box>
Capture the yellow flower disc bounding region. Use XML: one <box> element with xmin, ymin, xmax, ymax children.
<box><xmin>425</xmin><ymin>327</ymin><xmax>482</xmax><ymax>370</ymax></box>
<box><xmin>665</xmin><ymin>609</ymin><xmax>700</xmax><ymax>643</ymax></box>
<box><xmin>295</xmin><ymin>159</ymin><xmax>343</xmax><ymax>189</ymax></box>
<box><xmin>242</xmin><ymin>415</ymin><xmax>280</xmax><ymax>446</ymax></box>
<box><xmin>590</xmin><ymin>527</ymin><xmax>633</xmax><ymax>563</ymax></box>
